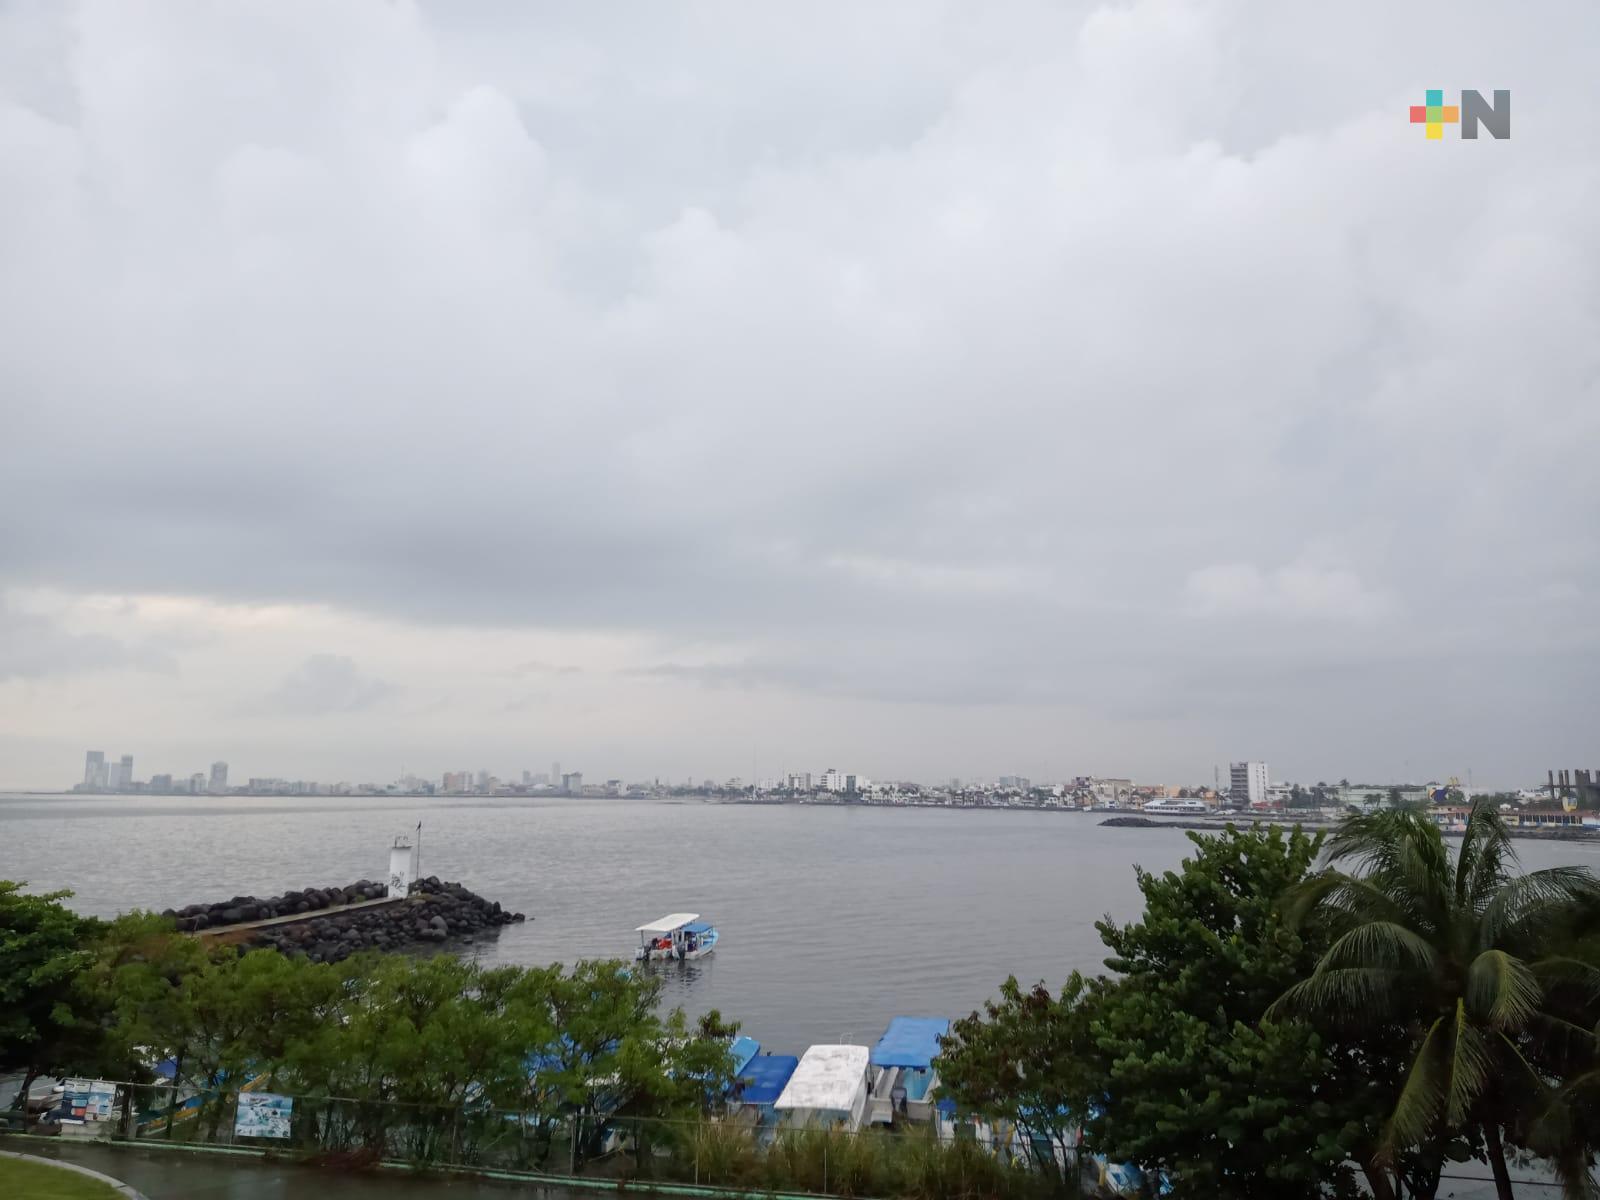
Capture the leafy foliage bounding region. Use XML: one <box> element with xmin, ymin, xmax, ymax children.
<box><xmin>937</xmin><ymin>972</ymin><xmax>1105</xmax><ymax>1187</ymax></box>
<box><xmin>1088</xmin><ymin>824</ymin><xmax>1377</xmax><ymax>1199</ymax></box>
<box><xmin>1275</xmin><ymin>800</ymin><xmax>1600</xmax><ymax>1197</ymax></box>
<box><xmin>0</xmin><ymin>880</ymin><xmax>114</xmax><ymax>1090</ymax></box>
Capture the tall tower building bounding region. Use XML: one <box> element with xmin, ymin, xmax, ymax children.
<box><xmin>550</xmin><ymin>762</ymin><xmax>560</xmax><ymax>789</ymax></box>
<box><xmin>119</xmin><ymin>754</ymin><xmax>134</xmax><ymax>788</ymax></box>
<box><xmin>1229</xmin><ymin>761</ymin><xmax>1269</xmax><ymax>805</ymax></box>
<box><xmin>209</xmin><ymin>761</ymin><xmax>229</xmax><ymax>794</ymax></box>
<box><xmin>84</xmin><ymin>750</ymin><xmax>105</xmax><ymax>789</ymax></box>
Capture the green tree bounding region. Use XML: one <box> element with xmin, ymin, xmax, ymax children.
<box><xmin>0</xmin><ymin>881</ymin><xmax>110</xmax><ymax>1107</ymax></box>
<box><xmin>1089</xmin><ymin>824</ymin><xmax>1384</xmax><ymax>1199</ymax></box>
<box><xmin>1274</xmin><ymin>800</ymin><xmax>1600</xmax><ymax>1199</ymax></box>
<box><xmin>938</xmin><ymin>972</ymin><xmax>1106</xmax><ymax>1190</ymax></box>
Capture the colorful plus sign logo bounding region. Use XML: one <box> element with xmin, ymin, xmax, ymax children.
<box><xmin>1410</xmin><ymin>89</ymin><xmax>1460</xmax><ymax>140</ymax></box>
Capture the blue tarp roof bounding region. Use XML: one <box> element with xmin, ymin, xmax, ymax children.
<box><xmin>730</xmin><ymin>1035</ymin><xmax>760</xmax><ymax>1076</ymax></box>
<box><xmin>682</xmin><ymin>921</ymin><xmax>714</xmax><ymax>934</ymax></box>
<box><xmin>736</xmin><ymin>1054</ymin><xmax>800</xmax><ymax>1105</ymax></box>
<box><xmin>871</xmin><ymin>1016</ymin><xmax>951</xmax><ymax>1069</ymax></box>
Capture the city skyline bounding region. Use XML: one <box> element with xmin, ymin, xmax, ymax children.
<box><xmin>44</xmin><ymin>746</ymin><xmax>1555</xmax><ymax>798</ymax></box>
<box><xmin>2</xmin><ymin>3</ymin><xmax>1596</xmax><ymax>790</ymax></box>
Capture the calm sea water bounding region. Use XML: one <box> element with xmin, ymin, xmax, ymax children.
<box><xmin>4</xmin><ymin>793</ymin><xmax>1597</xmax><ymax>1054</ymax></box>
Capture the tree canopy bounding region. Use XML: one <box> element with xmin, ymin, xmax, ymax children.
<box><xmin>1275</xmin><ymin>800</ymin><xmax>1600</xmax><ymax>1199</ymax></box>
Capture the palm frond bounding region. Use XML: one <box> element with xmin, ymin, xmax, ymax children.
<box><xmin>1327</xmin><ymin>809</ymin><xmax>1455</xmax><ymax>937</ymax></box>
<box><xmin>1530</xmin><ymin>956</ymin><xmax>1600</xmax><ymax>1004</ymax></box>
<box><xmin>1284</xmin><ymin>870</ymin><xmax>1418</xmax><ymax>931</ymax></box>
<box><xmin>1479</xmin><ymin>867</ymin><xmax>1600</xmax><ymax>951</ymax></box>
<box><xmin>1486</xmin><ymin>1032</ymin><xmax>1600</xmax><ymax>1200</ymax></box>
<box><xmin>1465</xmin><ymin>948</ymin><xmax>1543</xmax><ymax>1029</ymax></box>
<box><xmin>1554</xmin><ymin>1065</ymin><xmax>1600</xmax><ymax>1101</ymax></box>
<box><xmin>1270</xmin><ymin>967</ymin><xmax>1407</xmax><ymax>1024</ymax></box>
<box><xmin>1460</xmin><ymin>799</ymin><xmax>1518</xmax><ymax>907</ymax></box>
<box><xmin>1445</xmin><ymin>999</ymin><xmax>1492</xmax><ymax>1125</ymax></box>
<box><xmin>1382</xmin><ymin>1013</ymin><xmax>1450</xmax><ymax>1153</ymax></box>
<box><xmin>1525</xmin><ymin>1010</ymin><xmax>1600</xmax><ymax>1059</ymax></box>
<box><xmin>1320</xmin><ymin>920</ymin><xmax>1439</xmax><ymax>973</ymax></box>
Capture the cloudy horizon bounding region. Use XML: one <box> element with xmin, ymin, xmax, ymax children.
<box><xmin>2</xmin><ymin>1</ymin><xmax>1596</xmax><ymax>791</ymax></box>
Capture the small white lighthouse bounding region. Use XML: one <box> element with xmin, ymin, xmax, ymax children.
<box><xmin>387</xmin><ymin>834</ymin><xmax>420</xmax><ymax>899</ymax></box>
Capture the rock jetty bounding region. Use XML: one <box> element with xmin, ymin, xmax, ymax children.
<box><xmin>162</xmin><ymin>876</ymin><xmax>526</xmax><ymax>964</ymax></box>
<box><xmin>1099</xmin><ymin>815</ymin><xmax>1210</xmax><ymax>830</ymax></box>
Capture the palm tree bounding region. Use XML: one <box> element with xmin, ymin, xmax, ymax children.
<box><xmin>1270</xmin><ymin>799</ymin><xmax>1600</xmax><ymax>1199</ymax></box>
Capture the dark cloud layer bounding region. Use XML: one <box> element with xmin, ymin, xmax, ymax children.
<box><xmin>0</xmin><ymin>1</ymin><xmax>1596</xmax><ymax>785</ymax></box>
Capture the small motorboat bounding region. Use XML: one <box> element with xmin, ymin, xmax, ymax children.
<box><xmin>634</xmin><ymin>913</ymin><xmax>719</xmax><ymax>962</ymax></box>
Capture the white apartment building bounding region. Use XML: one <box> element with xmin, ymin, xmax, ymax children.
<box><xmin>1230</xmin><ymin>761</ymin><xmax>1270</xmax><ymax>805</ymax></box>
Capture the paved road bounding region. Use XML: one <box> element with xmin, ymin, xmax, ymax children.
<box><xmin>16</xmin><ymin>1137</ymin><xmax>1591</xmax><ymax>1198</ymax></box>
<box><xmin>18</xmin><ymin>1141</ymin><xmax>588</xmax><ymax>1200</ymax></box>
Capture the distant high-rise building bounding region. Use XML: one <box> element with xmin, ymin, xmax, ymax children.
<box><xmin>521</xmin><ymin>770</ymin><xmax>531</xmax><ymax>785</ymax></box>
<box><xmin>550</xmin><ymin>762</ymin><xmax>560</xmax><ymax>789</ymax></box>
<box><xmin>117</xmin><ymin>754</ymin><xmax>133</xmax><ymax>789</ymax></box>
<box><xmin>1230</xmin><ymin>761</ymin><xmax>1269</xmax><ymax>806</ymax></box>
<box><xmin>188</xmin><ymin>772</ymin><xmax>206</xmax><ymax>794</ymax></box>
<box><xmin>562</xmin><ymin>771</ymin><xmax>583</xmax><ymax>793</ymax></box>
<box><xmin>150</xmin><ymin>774</ymin><xmax>173</xmax><ymax>792</ymax></box>
<box><xmin>105</xmin><ymin>759</ymin><xmax>127</xmax><ymax>790</ymax></box>
<box><xmin>476</xmin><ymin>769</ymin><xmax>490</xmax><ymax>791</ymax></box>
<box><xmin>442</xmin><ymin>771</ymin><xmax>470</xmax><ymax>794</ymax></box>
<box><xmin>84</xmin><ymin>750</ymin><xmax>105</xmax><ymax>789</ymax></box>
<box><xmin>209</xmin><ymin>761</ymin><xmax>229</xmax><ymax>793</ymax></box>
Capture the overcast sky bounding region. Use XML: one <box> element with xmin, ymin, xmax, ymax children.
<box><xmin>1</xmin><ymin>1</ymin><xmax>1596</xmax><ymax>791</ymax></box>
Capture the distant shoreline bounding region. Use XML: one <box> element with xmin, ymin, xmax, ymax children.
<box><xmin>6</xmin><ymin>790</ymin><xmax>1596</xmax><ymax>841</ymax></box>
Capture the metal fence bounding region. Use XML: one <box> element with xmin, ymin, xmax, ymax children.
<box><xmin>40</xmin><ymin>1082</ymin><xmax>1081</xmax><ymax>1198</ymax></box>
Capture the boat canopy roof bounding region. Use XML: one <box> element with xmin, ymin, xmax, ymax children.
<box><xmin>739</xmin><ymin>1054</ymin><xmax>800</xmax><ymax>1105</ymax></box>
<box><xmin>682</xmin><ymin>920</ymin><xmax>714</xmax><ymax>934</ymax></box>
<box><xmin>871</xmin><ymin>1017</ymin><xmax>951</xmax><ymax>1070</ymax></box>
<box><xmin>774</xmin><ymin>1044</ymin><xmax>870</xmax><ymax>1112</ymax></box>
<box><xmin>730</xmin><ymin>1035</ymin><xmax>760</xmax><ymax>1077</ymax></box>
<box><xmin>636</xmin><ymin>913</ymin><xmax>699</xmax><ymax>934</ymax></box>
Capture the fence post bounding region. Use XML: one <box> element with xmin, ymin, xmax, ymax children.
<box><xmin>694</xmin><ymin>1113</ymin><xmax>700</xmax><ymax>1187</ymax></box>
<box><xmin>823</xmin><ymin>1129</ymin><xmax>829</xmax><ymax>1195</ymax></box>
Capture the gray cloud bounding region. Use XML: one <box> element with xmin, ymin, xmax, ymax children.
<box><xmin>253</xmin><ymin>654</ymin><xmax>396</xmax><ymax>716</ymax></box>
<box><xmin>0</xmin><ymin>0</ymin><xmax>1596</xmax><ymax>784</ymax></box>
<box><xmin>0</xmin><ymin>602</ymin><xmax>175</xmax><ymax>680</ymax></box>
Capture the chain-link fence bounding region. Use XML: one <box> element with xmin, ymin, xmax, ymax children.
<box><xmin>33</xmin><ymin>1081</ymin><xmax>1084</xmax><ymax>1198</ymax></box>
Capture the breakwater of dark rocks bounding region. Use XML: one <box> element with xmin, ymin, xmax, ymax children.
<box><xmin>1099</xmin><ymin>816</ymin><xmax>1213</xmax><ymax>830</ymax></box>
<box><xmin>162</xmin><ymin>876</ymin><xmax>526</xmax><ymax>964</ymax></box>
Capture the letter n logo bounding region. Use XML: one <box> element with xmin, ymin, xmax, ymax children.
<box><xmin>1460</xmin><ymin>89</ymin><xmax>1511</xmax><ymax>139</ymax></box>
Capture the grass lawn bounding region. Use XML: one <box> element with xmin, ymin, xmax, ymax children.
<box><xmin>0</xmin><ymin>1155</ymin><xmax>123</xmax><ymax>1199</ymax></box>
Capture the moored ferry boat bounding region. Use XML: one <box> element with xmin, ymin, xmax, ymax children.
<box><xmin>1141</xmin><ymin>798</ymin><xmax>1210</xmax><ymax>816</ymax></box>
<box><xmin>634</xmin><ymin>912</ymin><xmax>719</xmax><ymax>962</ymax></box>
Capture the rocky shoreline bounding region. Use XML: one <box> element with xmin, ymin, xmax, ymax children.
<box><xmin>162</xmin><ymin>876</ymin><xmax>526</xmax><ymax>964</ymax></box>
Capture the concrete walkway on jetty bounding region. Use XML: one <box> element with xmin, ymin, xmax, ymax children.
<box><xmin>15</xmin><ymin>1141</ymin><xmax>591</xmax><ymax>1200</ymax></box>
<box><xmin>197</xmin><ymin>895</ymin><xmax>405</xmax><ymax>942</ymax></box>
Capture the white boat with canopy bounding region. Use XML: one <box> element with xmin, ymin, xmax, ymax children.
<box><xmin>634</xmin><ymin>912</ymin><xmax>719</xmax><ymax>962</ymax></box>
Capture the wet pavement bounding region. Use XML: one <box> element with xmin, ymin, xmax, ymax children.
<box><xmin>14</xmin><ymin>1140</ymin><xmax>588</xmax><ymax>1199</ymax></box>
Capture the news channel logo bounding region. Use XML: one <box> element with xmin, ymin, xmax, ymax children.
<box><xmin>1409</xmin><ymin>89</ymin><xmax>1510</xmax><ymax>140</ymax></box>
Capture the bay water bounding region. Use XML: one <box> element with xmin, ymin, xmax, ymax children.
<box><xmin>4</xmin><ymin>793</ymin><xmax>1595</xmax><ymax>1053</ymax></box>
